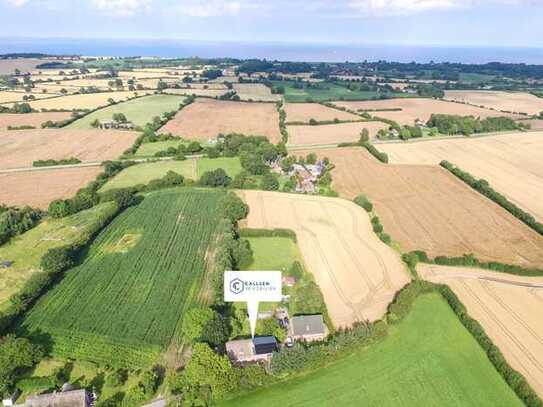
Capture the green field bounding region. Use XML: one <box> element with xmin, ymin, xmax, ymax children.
<box><xmin>68</xmin><ymin>94</ymin><xmax>185</xmax><ymax>128</ymax></box>
<box><xmin>272</xmin><ymin>80</ymin><xmax>407</xmax><ymax>103</ymax></box>
<box><xmin>100</xmin><ymin>157</ymin><xmax>242</xmax><ymax>191</ymax></box>
<box><xmin>220</xmin><ymin>294</ymin><xmax>522</xmax><ymax>407</ymax></box>
<box><xmin>0</xmin><ymin>202</ymin><xmax>118</xmax><ymax>312</ymax></box>
<box><xmin>134</xmin><ymin>140</ymin><xmax>185</xmax><ymax>157</ymax></box>
<box><xmin>20</xmin><ymin>189</ymin><xmax>225</xmax><ymax>367</ymax></box>
<box><xmin>459</xmin><ymin>73</ymin><xmax>496</xmax><ymax>83</ymax></box>
<box><xmin>246</xmin><ymin>237</ymin><xmax>302</xmax><ymax>272</ymax></box>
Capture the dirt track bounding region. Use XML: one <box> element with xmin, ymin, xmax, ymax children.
<box><xmin>159</xmin><ymin>98</ymin><xmax>282</xmax><ymax>143</ymax></box>
<box><xmin>420</xmin><ymin>263</ymin><xmax>543</xmax><ymax>397</ymax></box>
<box><xmin>241</xmin><ymin>190</ymin><xmax>410</xmax><ymax>328</ymax></box>
<box><xmin>0</xmin><ymin>129</ymin><xmax>139</xmax><ymax>170</ymax></box>
<box><xmin>379</xmin><ymin>132</ymin><xmax>543</xmax><ymax>222</ymax></box>
<box><xmin>302</xmin><ymin>147</ymin><xmax>543</xmax><ymax>268</ymax></box>
<box><xmin>0</xmin><ymin>166</ymin><xmax>102</xmax><ymax>209</ymax></box>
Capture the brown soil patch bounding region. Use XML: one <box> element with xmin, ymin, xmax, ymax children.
<box><xmin>0</xmin><ymin>112</ymin><xmax>72</xmax><ymax>130</ymax></box>
<box><xmin>303</xmin><ymin>147</ymin><xmax>543</xmax><ymax>268</ymax></box>
<box><xmin>0</xmin><ymin>166</ymin><xmax>102</xmax><ymax>209</ymax></box>
<box><xmin>444</xmin><ymin>90</ymin><xmax>543</xmax><ymax>116</ymax></box>
<box><xmin>242</xmin><ymin>190</ymin><xmax>410</xmax><ymax>328</ymax></box>
<box><xmin>284</xmin><ymin>103</ymin><xmax>360</xmax><ymax>123</ymax></box>
<box><xmin>0</xmin><ymin>129</ymin><xmax>139</xmax><ymax>169</ymax></box>
<box><xmin>379</xmin><ymin>131</ymin><xmax>543</xmax><ymax>223</ymax></box>
<box><xmin>420</xmin><ymin>263</ymin><xmax>543</xmax><ymax>397</ymax></box>
<box><xmin>287</xmin><ymin>121</ymin><xmax>388</xmax><ymax>146</ymax></box>
<box><xmin>159</xmin><ymin>98</ymin><xmax>281</xmax><ymax>143</ymax></box>
<box><xmin>333</xmin><ymin>98</ymin><xmax>519</xmax><ymax>126</ymax></box>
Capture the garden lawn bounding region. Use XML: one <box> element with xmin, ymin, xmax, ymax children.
<box><xmin>100</xmin><ymin>160</ymin><xmax>196</xmax><ymax>191</ymax></box>
<box><xmin>219</xmin><ymin>294</ymin><xmax>522</xmax><ymax>407</ymax></box>
<box><xmin>0</xmin><ymin>202</ymin><xmax>118</xmax><ymax>312</ymax></box>
<box><xmin>196</xmin><ymin>157</ymin><xmax>243</xmax><ymax>179</ymax></box>
<box><xmin>68</xmin><ymin>94</ymin><xmax>186</xmax><ymax>128</ymax></box>
<box><xmin>246</xmin><ymin>237</ymin><xmax>302</xmax><ymax>272</ymax></box>
<box><xmin>19</xmin><ymin>189</ymin><xmax>226</xmax><ymax>368</ymax></box>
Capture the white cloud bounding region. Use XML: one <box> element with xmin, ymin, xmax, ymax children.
<box><xmin>5</xmin><ymin>0</ymin><xmax>30</xmax><ymax>6</ymax></box>
<box><xmin>348</xmin><ymin>0</ymin><xmax>468</xmax><ymax>16</ymax></box>
<box><xmin>91</xmin><ymin>0</ymin><xmax>152</xmax><ymax>16</ymax></box>
<box><xmin>173</xmin><ymin>0</ymin><xmax>253</xmax><ymax>17</ymax></box>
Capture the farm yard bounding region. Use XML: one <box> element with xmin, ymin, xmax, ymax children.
<box><xmin>159</xmin><ymin>98</ymin><xmax>282</xmax><ymax>143</ymax></box>
<box><xmin>444</xmin><ymin>90</ymin><xmax>543</xmax><ymax>115</ymax></box>
<box><xmin>306</xmin><ymin>147</ymin><xmax>543</xmax><ymax>267</ymax></box>
<box><xmin>332</xmin><ymin>98</ymin><xmax>519</xmax><ymax>126</ymax></box>
<box><xmin>68</xmin><ymin>94</ymin><xmax>186</xmax><ymax>128</ymax></box>
<box><xmin>420</xmin><ymin>264</ymin><xmax>543</xmax><ymax>397</ymax></box>
<box><xmin>220</xmin><ymin>294</ymin><xmax>522</xmax><ymax>407</ymax></box>
<box><xmin>0</xmin><ymin>166</ymin><xmax>102</xmax><ymax>209</ymax></box>
<box><xmin>0</xmin><ymin>112</ymin><xmax>71</xmax><ymax>130</ymax></box>
<box><xmin>232</xmin><ymin>83</ymin><xmax>281</xmax><ymax>101</ymax></box>
<box><xmin>241</xmin><ymin>190</ymin><xmax>410</xmax><ymax>327</ymax></box>
<box><xmin>284</xmin><ymin>102</ymin><xmax>360</xmax><ymax>123</ymax></box>
<box><xmin>0</xmin><ymin>129</ymin><xmax>138</xmax><ymax>169</ymax></box>
<box><xmin>287</xmin><ymin>121</ymin><xmax>388</xmax><ymax>146</ymax></box>
<box><xmin>19</xmin><ymin>189</ymin><xmax>226</xmax><ymax>367</ymax></box>
<box><xmin>0</xmin><ymin>202</ymin><xmax>118</xmax><ymax>313</ymax></box>
<box><xmin>99</xmin><ymin>157</ymin><xmax>242</xmax><ymax>191</ymax></box>
<box><xmin>379</xmin><ymin>131</ymin><xmax>543</xmax><ymax>222</ymax></box>
<box><xmin>21</xmin><ymin>91</ymin><xmax>150</xmax><ymax>111</ymax></box>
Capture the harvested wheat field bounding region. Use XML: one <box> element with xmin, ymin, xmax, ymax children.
<box><xmin>241</xmin><ymin>190</ymin><xmax>410</xmax><ymax>327</ymax></box>
<box><xmin>0</xmin><ymin>129</ymin><xmax>138</xmax><ymax>169</ymax></box>
<box><xmin>444</xmin><ymin>90</ymin><xmax>543</xmax><ymax>116</ymax></box>
<box><xmin>232</xmin><ymin>83</ymin><xmax>281</xmax><ymax>101</ymax></box>
<box><xmin>159</xmin><ymin>98</ymin><xmax>282</xmax><ymax>142</ymax></box>
<box><xmin>519</xmin><ymin>119</ymin><xmax>543</xmax><ymax>130</ymax></box>
<box><xmin>420</xmin><ymin>263</ymin><xmax>543</xmax><ymax>397</ymax></box>
<box><xmin>287</xmin><ymin>121</ymin><xmax>388</xmax><ymax>146</ymax></box>
<box><xmin>284</xmin><ymin>103</ymin><xmax>360</xmax><ymax>123</ymax></box>
<box><xmin>379</xmin><ymin>132</ymin><xmax>543</xmax><ymax>222</ymax></box>
<box><xmin>0</xmin><ymin>167</ymin><xmax>102</xmax><ymax>209</ymax></box>
<box><xmin>24</xmin><ymin>91</ymin><xmax>146</xmax><ymax>111</ymax></box>
<box><xmin>0</xmin><ymin>91</ymin><xmax>54</xmax><ymax>104</ymax></box>
<box><xmin>0</xmin><ymin>112</ymin><xmax>72</xmax><ymax>130</ymax></box>
<box><xmin>304</xmin><ymin>147</ymin><xmax>543</xmax><ymax>268</ymax></box>
<box><xmin>0</xmin><ymin>58</ymin><xmax>52</xmax><ymax>74</ymax></box>
<box><xmin>164</xmin><ymin>88</ymin><xmax>227</xmax><ymax>98</ymax></box>
<box><xmin>333</xmin><ymin>98</ymin><xmax>518</xmax><ymax>126</ymax></box>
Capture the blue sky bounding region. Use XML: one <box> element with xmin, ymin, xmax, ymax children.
<box><xmin>1</xmin><ymin>0</ymin><xmax>542</xmax><ymax>47</ymax></box>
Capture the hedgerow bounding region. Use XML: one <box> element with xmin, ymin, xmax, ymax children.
<box><xmin>441</xmin><ymin>160</ymin><xmax>543</xmax><ymax>237</ymax></box>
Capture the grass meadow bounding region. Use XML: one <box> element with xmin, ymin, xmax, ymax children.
<box><xmin>220</xmin><ymin>293</ymin><xmax>522</xmax><ymax>407</ymax></box>
<box><xmin>68</xmin><ymin>94</ymin><xmax>186</xmax><ymax>128</ymax></box>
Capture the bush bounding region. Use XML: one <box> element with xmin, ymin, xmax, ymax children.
<box><xmin>200</xmin><ymin>169</ymin><xmax>231</xmax><ymax>188</ymax></box>
<box><xmin>40</xmin><ymin>246</ymin><xmax>74</xmax><ymax>274</ymax></box>
<box><xmin>354</xmin><ymin>194</ymin><xmax>373</xmax><ymax>212</ymax></box>
<box><xmin>362</xmin><ymin>142</ymin><xmax>388</xmax><ymax>163</ymax></box>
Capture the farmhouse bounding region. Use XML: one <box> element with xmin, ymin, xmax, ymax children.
<box><xmin>289</xmin><ymin>315</ymin><xmax>327</xmax><ymax>342</ymax></box>
<box><xmin>225</xmin><ymin>336</ymin><xmax>278</xmax><ymax>363</ymax></box>
<box><xmin>98</xmin><ymin>120</ymin><xmax>135</xmax><ymax>130</ymax></box>
<box><xmin>23</xmin><ymin>389</ymin><xmax>91</xmax><ymax>407</ymax></box>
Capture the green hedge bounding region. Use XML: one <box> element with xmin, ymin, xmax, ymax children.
<box><xmin>0</xmin><ymin>203</ymin><xmax>122</xmax><ymax>335</ymax></box>
<box><xmin>441</xmin><ymin>160</ymin><xmax>543</xmax><ymax>237</ymax></box>
<box><xmin>436</xmin><ymin>284</ymin><xmax>543</xmax><ymax>407</ymax></box>
<box><xmin>239</xmin><ymin>228</ymin><xmax>297</xmax><ymax>242</ymax></box>
<box><xmin>362</xmin><ymin>142</ymin><xmax>389</xmax><ymax>163</ymax></box>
